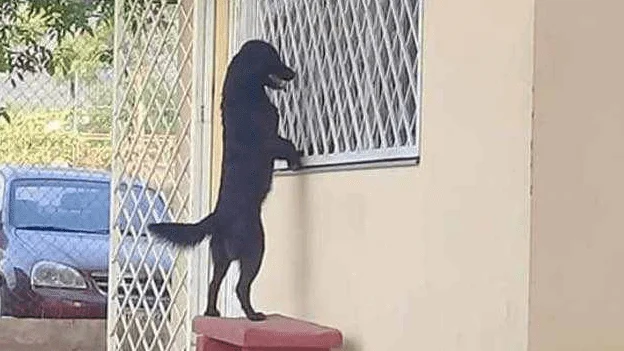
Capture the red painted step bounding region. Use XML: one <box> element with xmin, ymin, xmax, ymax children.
<box><xmin>193</xmin><ymin>314</ymin><xmax>343</xmax><ymax>351</ymax></box>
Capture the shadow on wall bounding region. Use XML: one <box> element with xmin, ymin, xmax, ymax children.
<box><xmin>343</xmin><ymin>337</ymin><xmax>363</xmax><ymax>351</ymax></box>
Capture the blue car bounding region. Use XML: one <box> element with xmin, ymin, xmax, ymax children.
<box><xmin>0</xmin><ymin>165</ymin><xmax>173</xmax><ymax>318</ymax></box>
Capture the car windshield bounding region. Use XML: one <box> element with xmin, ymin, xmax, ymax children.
<box><xmin>9</xmin><ymin>179</ymin><xmax>110</xmax><ymax>233</ymax></box>
<box><xmin>8</xmin><ymin>178</ymin><xmax>169</xmax><ymax>234</ymax></box>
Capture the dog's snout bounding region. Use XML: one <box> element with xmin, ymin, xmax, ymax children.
<box><xmin>282</xmin><ymin>67</ymin><xmax>296</xmax><ymax>81</ymax></box>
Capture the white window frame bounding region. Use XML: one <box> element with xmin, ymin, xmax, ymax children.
<box><xmin>230</xmin><ymin>0</ymin><xmax>424</xmax><ymax>171</ymax></box>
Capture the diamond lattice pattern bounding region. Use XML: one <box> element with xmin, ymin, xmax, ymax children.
<box><xmin>255</xmin><ymin>0</ymin><xmax>421</xmax><ymax>166</ymax></box>
<box><xmin>110</xmin><ymin>0</ymin><xmax>195</xmax><ymax>350</ymax></box>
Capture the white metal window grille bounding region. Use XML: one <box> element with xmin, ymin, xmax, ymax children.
<box><xmin>232</xmin><ymin>0</ymin><xmax>422</xmax><ymax>168</ymax></box>
<box><xmin>109</xmin><ymin>0</ymin><xmax>211</xmax><ymax>350</ymax></box>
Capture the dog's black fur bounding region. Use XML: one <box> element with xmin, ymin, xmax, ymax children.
<box><xmin>147</xmin><ymin>40</ymin><xmax>301</xmax><ymax>321</ymax></box>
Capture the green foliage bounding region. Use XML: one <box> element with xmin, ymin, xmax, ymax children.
<box><xmin>0</xmin><ymin>0</ymin><xmax>114</xmax><ymax>83</ymax></box>
<box><xmin>76</xmin><ymin>106</ymin><xmax>112</xmax><ymax>134</ymax></box>
<box><xmin>51</xmin><ymin>21</ymin><xmax>113</xmax><ymax>80</ymax></box>
<box><xmin>0</xmin><ymin>108</ymin><xmax>111</xmax><ymax>170</ymax></box>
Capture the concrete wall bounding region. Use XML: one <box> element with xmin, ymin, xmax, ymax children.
<box><xmin>252</xmin><ymin>1</ymin><xmax>535</xmax><ymax>350</ymax></box>
<box><xmin>0</xmin><ymin>319</ymin><xmax>105</xmax><ymax>351</ymax></box>
<box><xmin>530</xmin><ymin>1</ymin><xmax>624</xmax><ymax>350</ymax></box>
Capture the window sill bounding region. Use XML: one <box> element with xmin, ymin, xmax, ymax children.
<box><xmin>274</xmin><ymin>156</ymin><xmax>419</xmax><ymax>176</ymax></box>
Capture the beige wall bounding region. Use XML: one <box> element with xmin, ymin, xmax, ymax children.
<box><xmin>253</xmin><ymin>0</ymin><xmax>535</xmax><ymax>350</ymax></box>
<box><xmin>530</xmin><ymin>1</ymin><xmax>624</xmax><ymax>350</ymax></box>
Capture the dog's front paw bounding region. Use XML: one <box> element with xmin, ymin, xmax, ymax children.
<box><xmin>288</xmin><ymin>159</ymin><xmax>301</xmax><ymax>171</ymax></box>
<box><xmin>287</xmin><ymin>150</ymin><xmax>304</xmax><ymax>171</ymax></box>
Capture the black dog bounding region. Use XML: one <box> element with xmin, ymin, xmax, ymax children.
<box><xmin>147</xmin><ymin>40</ymin><xmax>301</xmax><ymax>321</ymax></box>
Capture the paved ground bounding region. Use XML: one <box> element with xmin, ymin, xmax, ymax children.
<box><xmin>0</xmin><ymin>318</ymin><xmax>105</xmax><ymax>351</ymax></box>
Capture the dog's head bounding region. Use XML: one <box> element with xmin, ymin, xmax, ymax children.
<box><xmin>234</xmin><ymin>40</ymin><xmax>296</xmax><ymax>90</ymax></box>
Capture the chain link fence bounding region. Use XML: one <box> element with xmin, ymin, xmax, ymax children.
<box><xmin>1</xmin><ymin>68</ymin><xmax>174</xmax><ymax>325</ymax></box>
<box><xmin>0</xmin><ymin>68</ymin><xmax>124</xmax><ymax>321</ymax></box>
<box><xmin>1</xmin><ymin>71</ymin><xmax>113</xmax><ymax>169</ymax></box>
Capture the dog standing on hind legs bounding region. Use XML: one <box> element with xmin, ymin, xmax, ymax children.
<box><xmin>147</xmin><ymin>40</ymin><xmax>302</xmax><ymax>321</ymax></box>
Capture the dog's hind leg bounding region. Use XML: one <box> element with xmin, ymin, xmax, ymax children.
<box><xmin>204</xmin><ymin>238</ymin><xmax>232</xmax><ymax>317</ymax></box>
<box><xmin>235</xmin><ymin>218</ymin><xmax>266</xmax><ymax>321</ymax></box>
<box><xmin>237</xmin><ymin>254</ymin><xmax>265</xmax><ymax>321</ymax></box>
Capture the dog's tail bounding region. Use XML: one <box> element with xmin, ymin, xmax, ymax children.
<box><xmin>147</xmin><ymin>214</ymin><xmax>216</xmax><ymax>248</ymax></box>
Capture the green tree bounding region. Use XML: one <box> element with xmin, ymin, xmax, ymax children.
<box><xmin>0</xmin><ymin>0</ymin><xmax>114</xmax><ymax>83</ymax></box>
<box><xmin>0</xmin><ymin>1</ymin><xmax>116</xmax><ymax>123</ymax></box>
<box><xmin>0</xmin><ymin>0</ymin><xmax>171</xmax><ymax>124</ymax></box>
<box><xmin>51</xmin><ymin>18</ymin><xmax>113</xmax><ymax>81</ymax></box>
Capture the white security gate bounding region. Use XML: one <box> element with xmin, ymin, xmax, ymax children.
<box><xmin>109</xmin><ymin>0</ymin><xmax>213</xmax><ymax>350</ymax></box>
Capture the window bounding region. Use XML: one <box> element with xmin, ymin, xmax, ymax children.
<box><xmin>9</xmin><ymin>179</ymin><xmax>110</xmax><ymax>233</ymax></box>
<box><xmin>235</xmin><ymin>0</ymin><xmax>422</xmax><ymax>168</ymax></box>
<box><xmin>7</xmin><ymin>179</ymin><xmax>168</xmax><ymax>235</ymax></box>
